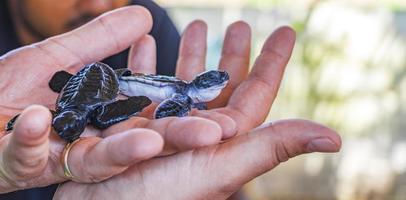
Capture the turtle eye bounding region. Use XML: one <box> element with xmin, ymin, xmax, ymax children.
<box><xmin>201</xmin><ymin>78</ymin><xmax>214</xmax><ymax>88</ymax></box>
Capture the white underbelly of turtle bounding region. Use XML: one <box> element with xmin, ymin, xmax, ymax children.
<box><xmin>119</xmin><ymin>81</ymin><xmax>172</xmax><ymax>102</ymax></box>
<box><xmin>187</xmin><ymin>87</ymin><xmax>222</xmax><ymax>103</ymax></box>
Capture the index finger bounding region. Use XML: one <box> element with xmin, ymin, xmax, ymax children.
<box><xmin>33</xmin><ymin>6</ymin><xmax>153</xmax><ymax>71</ymax></box>
<box><xmin>219</xmin><ymin>26</ymin><xmax>296</xmax><ymax>134</ymax></box>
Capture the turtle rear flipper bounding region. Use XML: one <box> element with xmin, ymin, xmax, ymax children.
<box><xmin>114</xmin><ymin>68</ymin><xmax>132</xmax><ymax>77</ymax></box>
<box><xmin>49</xmin><ymin>71</ymin><xmax>73</xmax><ymax>93</ymax></box>
<box><xmin>5</xmin><ymin>110</ymin><xmax>56</xmax><ymax>132</ymax></box>
<box><xmin>91</xmin><ymin>96</ymin><xmax>152</xmax><ymax>129</ymax></box>
<box><xmin>5</xmin><ymin>114</ymin><xmax>19</xmax><ymax>132</ymax></box>
<box><xmin>154</xmin><ymin>94</ymin><xmax>193</xmax><ymax>119</ymax></box>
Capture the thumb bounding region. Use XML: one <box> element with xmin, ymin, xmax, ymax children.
<box><xmin>0</xmin><ymin>105</ymin><xmax>51</xmax><ymax>192</ymax></box>
<box><xmin>206</xmin><ymin>119</ymin><xmax>341</xmax><ymax>197</ymax></box>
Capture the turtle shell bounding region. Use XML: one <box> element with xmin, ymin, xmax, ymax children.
<box><xmin>56</xmin><ymin>62</ymin><xmax>119</xmax><ymax>111</ymax></box>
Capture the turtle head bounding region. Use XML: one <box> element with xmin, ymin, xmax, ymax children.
<box><xmin>190</xmin><ymin>70</ymin><xmax>229</xmax><ymax>102</ymax></box>
<box><xmin>52</xmin><ymin>110</ymin><xmax>87</xmax><ymax>142</ymax></box>
<box><xmin>192</xmin><ymin>70</ymin><xmax>229</xmax><ymax>90</ymax></box>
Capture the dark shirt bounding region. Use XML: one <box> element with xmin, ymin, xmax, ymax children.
<box><xmin>0</xmin><ymin>1</ymin><xmax>180</xmax><ymax>199</ymax></box>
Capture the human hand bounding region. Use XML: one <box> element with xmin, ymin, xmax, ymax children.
<box><xmin>0</xmin><ymin>6</ymin><xmax>224</xmax><ymax>193</ymax></box>
<box><xmin>55</xmin><ymin>21</ymin><xmax>341</xmax><ymax>200</ymax></box>
<box><xmin>56</xmin><ymin>119</ymin><xmax>341</xmax><ymax>200</ymax></box>
<box><xmin>110</xmin><ymin>20</ymin><xmax>294</xmax><ymax>145</ymax></box>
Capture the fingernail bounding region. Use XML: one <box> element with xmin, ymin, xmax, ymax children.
<box><xmin>307</xmin><ymin>138</ymin><xmax>338</xmax><ymax>152</ymax></box>
<box><xmin>262</xmin><ymin>26</ymin><xmax>295</xmax><ymax>54</ymax></box>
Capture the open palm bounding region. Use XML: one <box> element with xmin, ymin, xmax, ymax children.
<box><xmin>55</xmin><ymin>12</ymin><xmax>341</xmax><ymax>200</ymax></box>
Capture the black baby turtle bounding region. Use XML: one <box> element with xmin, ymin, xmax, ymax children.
<box><xmin>118</xmin><ymin>70</ymin><xmax>229</xmax><ymax>119</ymax></box>
<box><xmin>6</xmin><ymin>62</ymin><xmax>151</xmax><ymax>142</ymax></box>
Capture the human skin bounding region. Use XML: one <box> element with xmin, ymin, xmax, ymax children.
<box><xmin>0</xmin><ymin>6</ymin><xmax>341</xmax><ymax>199</ymax></box>
<box><xmin>0</xmin><ymin>6</ymin><xmax>226</xmax><ymax>193</ymax></box>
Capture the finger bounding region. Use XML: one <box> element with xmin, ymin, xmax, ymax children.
<box><xmin>127</xmin><ymin>35</ymin><xmax>157</xmax><ymax>74</ymax></box>
<box><xmin>1</xmin><ymin>105</ymin><xmax>51</xmax><ymax>191</ymax></box>
<box><xmin>220</xmin><ymin>26</ymin><xmax>296</xmax><ymax>133</ymax></box>
<box><xmin>33</xmin><ymin>6</ymin><xmax>153</xmax><ymax>71</ymax></box>
<box><xmin>102</xmin><ymin>116</ymin><xmax>222</xmax><ymax>154</ymax></box>
<box><xmin>192</xmin><ymin>110</ymin><xmax>237</xmax><ymax>140</ymax></box>
<box><xmin>147</xmin><ymin>117</ymin><xmax>222</xmax><ymax>155</ymax></box>
<box><xmin>206</xmin><ymin>119</ymin><xmax>341</xmax><ymax>198</ymax></box>
<box><xmin>209</xmin><ymin>21</ymin><xmax>251</xmax><ymax>108</ymax></box>
<box><xmin>63</xmin><ymin>129</ymin><xmax>163</xmax><ymax>183</ymax></box>
<box><xmin>176</xmin><ymin>20</ymin><xmax>207</xmax><ymax>81</ymax></box>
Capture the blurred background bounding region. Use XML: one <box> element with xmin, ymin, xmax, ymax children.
<box><xmin>156</xmin><ymin>0</ymin><xmax>406</xmax><ymax>199</ymax></box>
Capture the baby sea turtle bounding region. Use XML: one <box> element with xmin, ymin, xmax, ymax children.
<box><xmin>6</xmin><ymin>62</ymin><xmax>151</xmax><ymax>142</ymax></box>
<box><xmin>118</xmin><ymin>70</ymin><xmax>229</xmax><ymax>119</ymax></box>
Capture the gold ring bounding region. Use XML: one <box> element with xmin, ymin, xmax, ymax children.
<box><xmin>61</xmin><ymin>138</ymin><xmax>81</xmax><ymax>180</ymax></box>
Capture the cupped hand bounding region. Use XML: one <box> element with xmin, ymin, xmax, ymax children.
<box><xmin>0</xmin><ymin>7</ymin><xmax>224</xmax><ymax>193</ymax></box>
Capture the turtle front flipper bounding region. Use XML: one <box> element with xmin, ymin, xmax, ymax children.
<box><xmin>154</xmin><ymin>94</ymin><xmax>193</xmax><ymax>119</ymax></box>
<box><xmin>49</xmin><ymin>71</ymin><xmax>73</xmax><ymax>93</ymax></box>
<box><xmin>91</xmin><ymin>96</ymin><xmax>152</xmax><ymax>129</ymax></box>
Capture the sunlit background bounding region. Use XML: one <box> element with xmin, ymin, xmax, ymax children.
<box><xmin>156</xmin><ymin>0</ymin><xmax>406</xmax><ymax>199</ymax></box>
